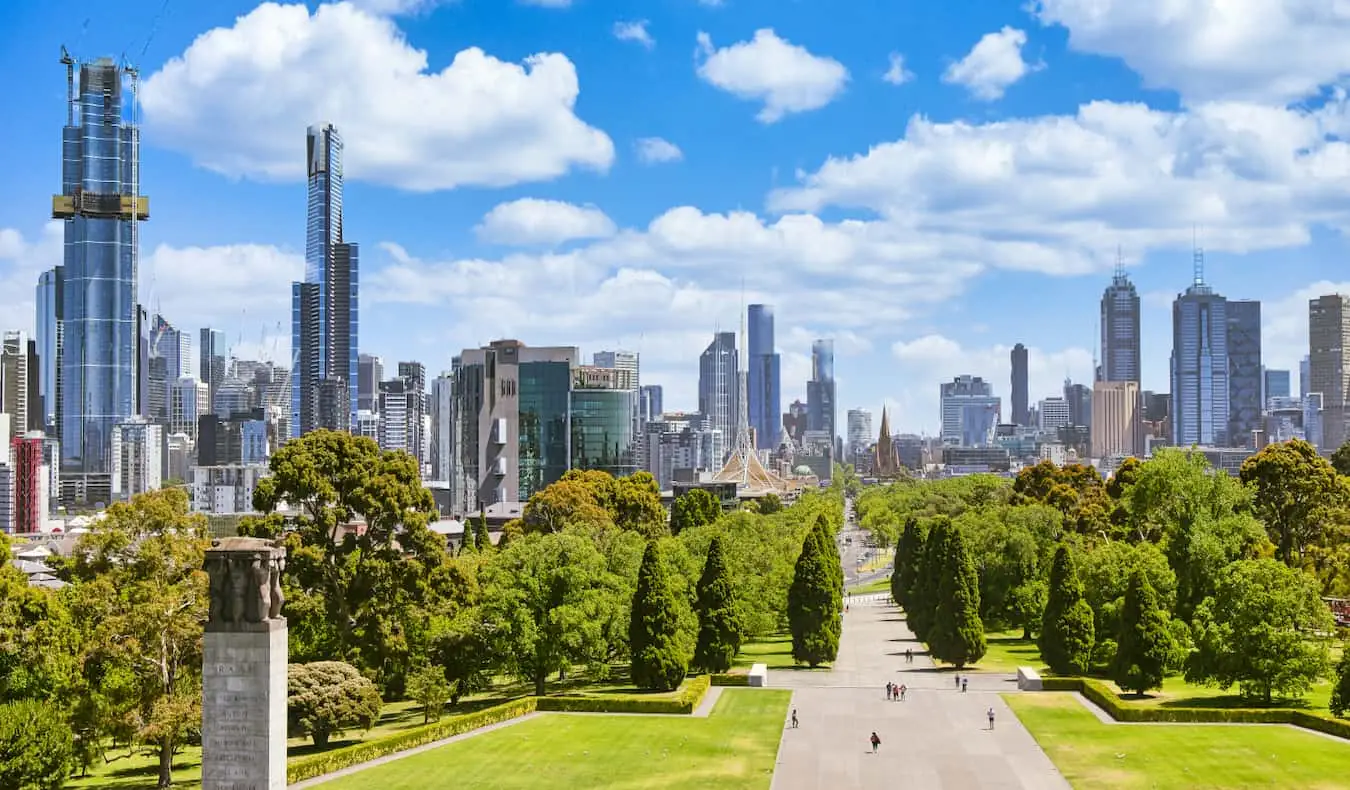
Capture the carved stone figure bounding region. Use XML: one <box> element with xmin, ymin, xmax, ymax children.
<box><xmin>247</xmin><ymin>555</ymin><xmax>271</xmax><ymax>623</ymax></box>
<box><xmin>204</xmin><ymin>538</ymin><xmax>288</xmax><ymax>630</ymax></box>
<box><xmin>268</xmin><ymin>557</ymin><xmax>285</xmax><ymax>620</ymax></box>
<box><xmin>228</xmin><ymin>556</ymin><xmax>248</xmax><ymax>624</ymax></box>
<box><xmin>207</xmin><ymin>554</ymin><xmax>229</xmax><ymax>624</ymax></box>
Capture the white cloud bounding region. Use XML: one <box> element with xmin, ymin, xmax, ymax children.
<box><xmin>141</xmin><ymin>2</ymin><xmax>613</xmax><ymax>191</ymax></box>
<box><xmin>635</xmin><ymin>137</ymin><xmax>684</xmax><ymax>164</ymax></box>
<box><xmin>1033</xmin><ymin>0</ymin><xmax>1350</xmax><ymax>104</ymax></box>
<box><xmin>0</xmin><ymin>224</ymin><xmax>63</xmax><ymax>336</ymax></box>
<box><xmin>883</xmin><ymin>52</ymin><xmax>914</xmax><ymax>86</ymax></box>
<box><xmin>695</xmin><ymin>29</ymin><xmax>849</xmax><ymax>123</ymax></box>
<box><xmin>891</xmin><ymin>335</ymin><xmax>1094</xmax><ymax>432</ymax></box>
<box><xmin>697</xmin><ymin>0</ymin><xmax>724</xmax><ymax>6</ymax></box>
<box><xmin>1263</xmin><ymin>281</ymin><xmax>1350</xmax><ymax>382</ymax></box>
<box><xmin>519</xmin><ymin>0</ymin><xmax>572</xmax><ymax>7</ymax></box>
<box><xmin>347</xmin><ymin>0</ymin><xmax>449</xmax><ymax>15</ymax></box>
<box><xmin>475</xmin><ymin>199</ymin><xmax>618</xmax><ymax>246</ymax></box>
<box><xmin>942</xmin><ymin>26</ymin><xmax>1039</xmax><ymax>100</ymax></box>
<box><xmin>614</xmin><ymin>20</ymin><xmax>654</xmax><ymax>49</ymax></box>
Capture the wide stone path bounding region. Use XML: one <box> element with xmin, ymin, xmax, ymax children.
<box><xmin>770</xmin><ymin>594</ymin><xmax>1071</xmax><ymax>789</ymax></box>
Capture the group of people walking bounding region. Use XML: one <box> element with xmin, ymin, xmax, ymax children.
<box><xmin>885</xmin><ymin>681</ymin><xmax>907</xmax><ymax>701</ymax></box>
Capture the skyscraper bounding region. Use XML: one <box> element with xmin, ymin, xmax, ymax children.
<box><xmin>35</xmin><ymin>267</ymin><xmax>62</xmax><ymax>435</ymax></box>
<box><xmin>1010</xmin><ymin>343</ymin><xmax>1029</xmax><ymax>426</ymax></box>
<box><xmin>1309</xmin><ymin>295</ymin><xmax>1350</xmax><ymax>451</ymax></box>
<box><xmin>0</xmin><ymin>333</ymin><xmax>34</xmax><ymax>436</ymax></box>
<box><xmin>747</xmin><ymin>304</ymin><xmax>781</xmax><ymax>449</ymax></box>
<box><xmin>358</xmin><ymin>354</ymin><xmax>383</xmax><ymax>413</ymax></box>
<box><xmin>1170</xmin><ymin>253</ymin><xmax>1229</xmax><ymax>447</ymax></box>
<box><xmin>1263</xmin><ymin>369</ymin><xmax>1291</xmax><ymax>403</ymax></box>
<box><xmin>939</xmin><ymin>375</ymin><xmax>1000</xmax><ymax>446</ymax></box>
<box><xmin>639</xmin><ymin>385</ymin><xmax>663</xmax><ymax>424</ymax></box>
<box><xmin>1091</xmin><ymin>381</ymin><xmax>1143</xmax><ymax>459</ymax></box>
<box><xmin>807</xmin><ymin>339</ymin><xmax>836</xmax><ymax>441</ymax></box>
<box><xmin>292</xmin><ymin>123</ymin><xmax>359</xmax><ymax>437</ymax></box>
<box><xmin>53</xmin><ymin>57</ymin><xmax>148</xmax><ymax>476</ymax></box>
<box><xmin>846</xmin><ymin>408</ymin><xmax>872</xmax><ymax>458</ymax></box>
<box><xmin>1100</xmin><ymin>264</ymin><xmax>1142</xmax><ymax>383</ymax></box>
<box><xmin>1226</xmin><ymin>300</ymin><xmax>1262</xmax><ymax>447</ymax></box>
<box><xmin>698</xmin><ymin>332</ymin><xmax>738</xmax><ymax>465</ymax></box>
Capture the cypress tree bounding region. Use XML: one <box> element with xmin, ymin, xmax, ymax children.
<box><xmin>788</xmin><ymin>527</ymin><xmax>841</xmax><ymax>666</ymax></box>
<box><xmin>1111</xmin><ymin>568</ymin><xmax>1174</xmax><ymax>696</ymax></box>
<box><xmin>893</xmin><ymin>516</ymin><xmax>924</xmax><ymax>609</ymax></box>
<box><xmin>629</xmin><ymin>541</ymin><xmax>690</xmax><ymax>690</ymax></box>
<box><xmin>693</xmin><ymin>535</ymin><xmax>744</xmax><ymax>672</ymax></box>
<box><xmin>929</xmin><ymin>526</ymin><xmax>987</xmax><ymax>668</ymax></box>
<box><xmin>814</xmin><ymin>514</ymin><xmax>844</xmax><ymax>597</ymax></box>
<box><xmin>910</xmin><ymin>517</ymin><xmax>951</xmax><ymax>642</ymax></box>
<box><xmin>1039</xmin><ymin>545</ymin><xmax>1095</xmax><ymax>675</ymax></box>
<box><xmin>474</xmin><ymin>512</ymin><xmax>491</xmax><ymax>551</ymax></box>
<box><xmin>1331</xmin><ymin>646</ymin><xmax>1350</xmax><ymax>718</ymax></box>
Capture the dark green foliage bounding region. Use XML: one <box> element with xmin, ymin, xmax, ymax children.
<box><xmin>287</xmin><ymin>661</ymin><xmax>383</xmax><ymax>747</ymax></box>
<box><xmin>929</xmin><ymin>526</ymin><xmax>986</xmax><ymax>668</ymax></box>
<box><xmin>693</xmin><ymin>536</ymin><xmax>744</xmax><ymax>673</ymax></box>
<box><xmin>629</xmin><ymin>541</ymin><xmax>690</xmax><ymax>690</ymax></box>
<box><xmin>671</xmin><ymin>489</ymin><xmax>721</xmax><ymax>535</ymax></box>
<box><xmin>788</xmin><ymin>525</ymin><xmax>841</xmax><ymax>666</ymax></box>
<box><xmin>1331</xmin><ymin>648</ymin><xmax>1350</xmax><ymax>718</ymax></box>
<box><xmin>0</xmin><ymin>700</ymin><xmax>73</xmax><ymax>790</ymax></box>
<box><xmin>892</xmin><ymin>516</ymin><xmax>923</xmax><ymax>609</ymax></box>
<box><xmin>1111</xmin><ymin>569</ymin><xmax>1175</xmax><ymax>696</ymax></box>
<box><xmin>910</xmin><ymin>516</ymin><xmax>952</xmax><ymax>642</ymax></box>
<box><xmin>757</xmin><ymin>494</ymin><xmax>783</xmax><ymax>514</ymax></box>
<box><xmin>1039</xmin><ymin>545</ymin><xmax>1095</xmax><ymax>675</ymax></box>
<box><xmin>474</xmin><ymin>513</ymin><xmax>491</xmax><ymax>551</ymax></box>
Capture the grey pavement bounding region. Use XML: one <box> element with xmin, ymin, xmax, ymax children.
<box><xmin>769</xmin><ymin>511</ymin><xmax>1071</xmax><ymax>790</ymax></box>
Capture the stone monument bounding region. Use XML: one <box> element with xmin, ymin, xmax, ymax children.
<box><xmin>201</xmin><ymin>537</ymin><xmax>288</xmax><ymax>790</ymax></box>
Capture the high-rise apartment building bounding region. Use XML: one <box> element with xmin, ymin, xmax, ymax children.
<box><xmin>846</xmin><ymin>408</ymin><xmax>873</xmax><ymax>458</ymax></box>
<box><xmin>1100</xmin><ymin>266</ymin><xmax>1142</xmax><ymax>383</ymax></box>
<box><xmin>0</xmin><ymin>333</ymin><xmax>35</xmax><ymax>437</ymax></box>
<box><xmin>110</xmin><ymin>418</ymin><xmax>163</xmax><ymax>499</ymax></box>
<box><xmin>1092</xmin><ymin>381</ymin><xmax>1144</xmax><ymax>458</ymax></box>
<box><xmin>939</xmin><ymin>375</ymin><xmax>1000</xmax><ymax>446</ymax></box>
<box><xmin>358</xmin><ymin>354</ymin><xmax>383</xmax><ymax>413</ymax></box>
<box><xmin>292</xmin><ymin>123</ymin><xmax>359</xmax><ymax>437</ymax></box>
<box><xmin>378</xmin><ymin>361</ymin><xmax>428</xmax><ymax>468</ymax></box>
<box><xmin>807</xmin><ymin>339</ymin><xmax>836</xmax><ymax>442</ymax></box>
<box><xmin>747</xmin><ymin>304</ymin><xmax>781</xmax><ymax>449</ymax></box>
<box><xmin>35</xmin><ymin>267</ymin><xmax>62</xmax><ymax>435</ymax></box>
<box><xmin>1226</xmin><ymin>300</ymin><xmax>1262</xmax><ymax>447</ymax></box>
<box><xmin>430</xmin><ymin>371</ymin><xmax>454</xmax><ymax>482</ymax></box>
<box><xmin>698</xmin><ymin>332</ymin><xmax>738</xmax><ymax>465</ymax></box>
<box><xmin>1309</xmin><ymin>294</ymin><xmax>1350</xmax><ymax>451</ymax></box>
<box><xmin>1010</xmin><ymin>343</ymin><xmax>1029</xmax><ymax>426</ymax></box>
<box><xmin>1170</xmin><ymin>257</ymin><xmax>1229</xmax><ymax>447</ymax></box>
<box><xmin>53</xmin><ymin>58</ymin><xmax>148</xmax><ymax>476</ymax></box>
<box><xmin>11</xmin><ymin>434</ymin><xmax>46</xmax><ymax>534</ymax></box>
<box><xmin>169</xmin><ymin>377</ymin><xmax>210</xmax><ymax>441</ymax></box>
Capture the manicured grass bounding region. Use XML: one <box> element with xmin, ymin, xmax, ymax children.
<box><xmin>1095</xmin><ymin>675</ymin><xmax>1335</xmax><ymax>713</ymax></box>
<box><xmin>921</xmin><ymin>629</ymin><xmax>1044</xmax><ymax>674</ymax></box>
<box><xmin>1006</xmin><ymin>693</ymin><xmax>1350</xmax><ymax>789</ymax></box>
<box><xmin>849</xmin><ymin>577</ymin><xmax>890</xmax><ymax>595</ymax></box>
<box><xmin>734</xmin><ymin>632</ymin><xmax>829</xmax><ymax>670</ymax></box>
<box><xmin>322</xmin><ymin>689</ymin><xmax>792</xmax><ymax>790</ymax></box>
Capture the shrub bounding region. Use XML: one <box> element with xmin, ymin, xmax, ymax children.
<box><xmin>710</xmin><ymin>673</ymin><xmax>750</xmax><ymax>687</ymax></box>
<box><xmin>0</xmin><ymin>700</ymin><xmax>73</xmax><ymax>790</ymax></box>
<box><xmin>536</xmin><ymin>675</ymin><xmax>712</xmax><ymax>715</ymax></box>
<box><xmin>288</xmin><ymin>661</ymin><xmax>383</xmax><ymax>747</ymax></box>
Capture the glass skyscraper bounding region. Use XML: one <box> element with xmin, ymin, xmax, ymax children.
<box><xmin>698</xmin><ymin>332</ymin><xmax>738</xmax><ymax>464</ymax></box>
<box><xmin>807</xmin><ymin>339</ymin><xmax>835</xmax><ymax>440</ymax></box>
<box><xmin>1100</xmin><ymin>267</ymin><xmax>1141</xmax><ymax>383</ymax></box>
<box><xmin>747</xmin><ymin>304</ymin><xmax>780</xmax><ymax>449</ymax></box>
<box><xmin>1170</xmin><ymin>258</ymin><xmax>1229</xmax><ymax>447</ymax></box>
<box><xmin>292</xmin><ymin>123</ymin><xmax>359</xmax><ymax>437</ymax></box>
<box><xmin>1226</xmin><ymin>300</ymin><xmax>1262</xmax><ymax>447</ymax></box>
<box><xmin>53</xmin><ymin>59</ymin><xmax>148</xmax><ymax>475</ymax></box>
<box><xmin>35</xmin><ymin>267</ymin><xmax>63</xmax><ymax>435</ymax></box>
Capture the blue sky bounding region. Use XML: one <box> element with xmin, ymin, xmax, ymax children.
<box><xmin>3</xmin><ymin>0</ymin><xmax>1350</xmax><ymax>434</ymax></box>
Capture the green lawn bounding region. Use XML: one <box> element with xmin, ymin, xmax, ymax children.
<box><xmin>733</xmin><ymin>632</ymin><xmax>830</xmax><ymax>670</ymax></box>
<box><xmin>1094</xmin><ymin>675</ymin><xmax>1335</xmax><ymax>713</ymax></box>
<box><xmin>322</xmin><ymin>689</ymin><xmax>791</xmax><ymax>790</ymax></box>
<box><xmin>1006</xmin><ymin>693</ymin><xmax>1350</xmax><ymax>789</ymax></box>
<box><xmin>849</xmin><ymin>577</ymin><xmax>890</xmax><ymax>595</ymax></box>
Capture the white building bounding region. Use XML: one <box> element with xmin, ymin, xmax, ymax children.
<box><xmin>169</xmin><ymin>377</ymin><xmax>210</xmax><ymax>440</ymax></box>
<box><xmin>111</xmin><ymin>419</ymin><xmax>164</xmax><ymax>500</ymax></box>
<box><xmin>1038</xmin><ymin>397</ymin><xmax>1071</xmax><ymax>431</ymax></box>
<box><xmin>846</xmin><ymin>408</ymin><xmax>873</xmax><ymax>456</ymax></box>
<box><xmin>166</xmin><ymin>432</ymin><xmax>193</xmax><ymax>483</ymax></box>
<box><xmin>190</xmin><ymin>464</ymin><xmax>268</xmax><ymax>514</ymax></box>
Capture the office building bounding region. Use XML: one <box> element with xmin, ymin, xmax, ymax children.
<box><xmin>0</xmin><ymin>333</ymin><xmax>35</xmax><ymax>436</ymax></box>
<box><xmin>35</xmin><ymin>267</ymin><xmax>62</xmax><ymax>435</ymax></box>
<box><xmin>1226</xmin><ymin>300</ymin><xmax>1262</xmax><ymax>447</ymax></box>
<box><xmin>190</xmin><ymin>463</ymin><xmax>268</xmax><ymax>515</ymax></box>
<box><xmin>53</xmin><ymin>57</ymin><xmax>148</xmax><ymax>476</ymax></box>
<box><xmin>169</xmin><ymin>377</ymin><xmax>210</xmax><ymax>441</ymax></box>
<box><xmin>747</xmin><ymin>304</ymin><xmax>781</xmax><ymax>449</ymax></box>
<box><xmin>639</xmin><ymin>385</ymin><xmax>663</xmax><ymax>424</ymax></box>
<box><xmin>1301</xmin><ymin>355</ymin><xmax>1311</xmax><ymax>400</ymax></box>
<box><xmin>1063</xmin><ymin>381</ymin><xmax>1092</xmax><ymax>429</ymax></box>
<box><xmin>110</xmin><ymin>418</ymin><xmax>163</xmax><ymax>500</ymax></box>
<box><xmin>698</xmin><ymin>332</ymin><xmax>738</xmax><ymax>465</ymax></box>
<box><xmin>1171</xmin><ymin>254</ymin><xmax>1228</xmax><ymax>447</ymax></box>
<box><xmin>1092</xmin><ymin>381</ymin><xmax>1144</xmax><ymax>458</ymax></box>
<box><xmin>197</xmin><ymin>408</ymin><xmax>267</xmax><ymax>467</ymax></box>
<box><xmin>292</xmin><ymin>123</ymin><xmax>359</xmax><ymax>437</ymax></box>
<box><xmin>147</xmin><ymin>316</ymin><xmax>189</xmax><ymax>421</ymax></box>
<box><xmin>1100</xmin><ymin>265</ymin><xmax>1142</xmax><ymax>383</ymax></box>
<box><xmin>1309</xmin><ymin>295</ymin><xmax>1350</xmax><ymax>451</ymax></box>
<box><xmin>1264</xmin><ymin>369</ymin><xmax>1291</xmax><ymax>404</ymax></box>
<box><xmin>1305</xmin><ymin>392</ymin><xmax>1325</xmax><ymax>450</ymax></box>
<box><xmin>807</xmin><ymin>340</ymin><xmax>836</xmax><ymax>444</ymax></box>
<box><xmin>430</xmin><ymin>370</ymin><xmax>454</xmax><ymax>482</ymax></box>
<box><xmin>199</xmin><ymin>328</ymin><xmax>227</xmax><ymax>408</ymax></box>
<box><xmin>358</xmin><ymin>354</ymin><xmax>383</xmax><ymax>413</ymax></box>
<box><xmin>1038</xmin><ymin>397</ymin><xmax>1071</xmax><ymax>431</ymax></box>
<box><xmin>572</xmin><ymin>366</ymin><xmax>638</xmax><ymax>478</ymax></box>
<box><xmin>939</xmin><ymin>375</ymin><xmax>1000</xmax><ymax>447</ymax></box>
<box><xmin>378</xmin><ymin>368</ymin><xmax>426</xmax><ymax>462</ymax></box>
<box><xmin>846</xmin><ymin>408</ymin><xmax>873</xmax><ymax>459</ymax></box>
<box><xmin>592</xmin><ymin>350</ymin><xmax>640</xmax><ymax>458</ymax></box>
<box><xmin>1010</xmin><ymin>343</ymin><xmax>1029</xmax><ymax>426</ymax></box>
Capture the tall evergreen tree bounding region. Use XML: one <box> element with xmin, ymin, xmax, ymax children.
<box><xmin>1111</xmin><ymin>568</ymin><xmax>1175</xmax><ymax>696</ymax></box>
<box><xmin>629</xmin><ymin>541</ymin><xmax>690</xmax><ymax>691</ymax></box>
<box><xmin>693</xmin><ymin>536</ymin><xmax>744</xmax><ymax>673</ymax></box>
<box><xmin>1331</xmin><ymin>645</ymin><xmax>1350</xmax><ymax>718</ymax></box>
<box><xmin>788</xmin><ymin>528</ymin><xmax>841</xmax><ymax>667</ymax></box>
<box><xmin>893</xmin><ymin>516</ymin><xmax>924</xmax><ymax>609</ymax></box>
<box><xmin>929</xmin><ymin>526</ymin><xmax>987</xmax><ymax>668</ymax></box>
<box><xmin>1040</xmin><ymin>545</ymin><xmax>1096</xmax><ymax>675</ymax></box>
<box><xmin>910</xmin><ymin>517</ymin><xmax>952</xmax><ymax>642</ymax></box>
<box><xmin>474</xmin><ymin>512</ymin><xmax>491</xmax><ymax>551</ymax></box>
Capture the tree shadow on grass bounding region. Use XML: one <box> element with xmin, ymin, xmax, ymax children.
<box><xmin>1153</xmin><ymin>693</ymin><xmax>1315</xmax><ymax>710</ymax></box>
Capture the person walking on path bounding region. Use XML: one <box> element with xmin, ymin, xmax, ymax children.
<box><xmin>955</xmin><ymin>675</ymin><xmax>961</xmax><ymax>690</ymax></box>
<box><xmin>870</xmin><ymin>732</ymin><xmax>881</xmax><ymax>753</ymax></box>
<box><xmin>905</xmin><ymin>648</ymin><xmax>913</xmax><ymax>663</ymax></box>
<box><xmin>987</xmin><ymin>707</ymin><xmax>996</xmax><ymax>730</ymax></box>
<box><xmin>886</xmin><ymin>682</ymin><xmax>893</xmax><ymax>701</ymax></box>
<box><xmin>962</xmin><ymin>677</ymin><xmax>968</xmax><ymax>693</ymax></box>
<box><xmin>791</xmin><ymin>709</ymin><xmax>799</xmax><ymax>729</ymax></box>
<box><xmin>899</xmin><ymin>684</ymin><xmax>907</xmax><ymax>701</ymax></box>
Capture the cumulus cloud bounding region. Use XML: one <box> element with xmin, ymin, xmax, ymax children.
<box><xmin>1033</xmin><ymin>0</ymin><xmax>1350</xmax><ymax>104</ymax></box>
<box><xmin>348</xmin><ymin>0</ymin><xmax>449</xmax><ymax>15</ymax></box>
<box><xmin>141</xmin><ymin>2</ymin><xmax>613</xmax><ymax>191</ymax></box>
<box><xmin>695</xmin><ymin>29</ymin><xmax>849</xmax><ymax>123</ymax></box>
<box><xmin>0</xmin><ymin>223</ymin><xmax>63</xmax><ymax>336</ymax></box>
<box><xmin>883</xmin><ymin>53</ymin><xmax>915</xmax><ymax>86</ymax></box>
<box><xmin>614</xmin><ymin>20</ymin><xmax>654</xmax><ymax>49</ymax></box>
<box><xmin>475</xmin><ymin>199</ymin><xmax>618</xmax><ymax>246</ymax></box>
<box><xmin>1262</xmin><ymin>280</ymin><xmax>1350</xmax><ymax>380</ymax></box>
<box><xmin>635</xmin><ymin>137</ymin><xmax>683</xmax><ymax>164</ymax></box>
<box><xmin>943</xmin><ymin>26</ymin><xmax>1039</xmax><ymax>100</ymax></box>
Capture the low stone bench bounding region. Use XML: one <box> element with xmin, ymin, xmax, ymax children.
<box><xmin>1016</xmin><ymin>666</ymin><xmax>1043</xmax><ymax>691</ymax></box>
<box><xmin>748</xmin><ymin>663</ymin><xmax>769</xmax><ymax>688</ymax></box>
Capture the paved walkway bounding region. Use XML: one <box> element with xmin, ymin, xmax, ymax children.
<box><xmin>771</xmin><ymin>528</ymin><xmax>1070</xmax><ymax>789</ymax></box>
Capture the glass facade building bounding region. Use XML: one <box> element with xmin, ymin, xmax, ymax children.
<box><xmin>35</xmin><ymin>267</ymin><xmax>63</xmax><ymax>434</ymax></box>
<box><xmin>1100</xmin><ymin>269</ymin><xmax>1142</xmax><ymax>383</ymax></box>
<box><xmin>1171</xmin><ymin>275</ymin><xmax>1229</xmax><ymax>447</ymax></box>
<box><xmin>1010</xmin><ymin>343</ymin><xmax>1029</xmax><ymax>426</ymax></box>
<box><xmin>698</xmin><ymin>332</ymin><xmax>738</xmax><ymax>464</ymax></box>
<box><xmin>1226</xmin><ymin>300</ymin><xmax>1262</xmax><ymax>447</ymax></box>
<box><xmin>747</xmin><ymin>304</ymin><xmax>781</xmax><ymax>449</ymax></box>
<box><xmin>54</xmin><ymin>60</ymin><xmax>146</xmax><ymax>474</ymax></box>
<box><xmin>571</xmin><ymin>385</ymin><xmax>637</xmax><ymax>478</ymax></box>
<box><xmin>517</xmin><ymin>360</ymin><xmax>571</xmax><ymax>500</ymax></box>
<box><xmin>807</xmin><ymin>339</ymin><xmax>836</xmax><ymax>440</ymax></box>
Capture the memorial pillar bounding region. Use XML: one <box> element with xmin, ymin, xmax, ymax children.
<box><xmin>201</xmin><ymin>537</ymin><xmax>288</xmax><ymax>790</ymax></box>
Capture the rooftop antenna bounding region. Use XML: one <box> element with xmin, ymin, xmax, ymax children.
<box><xmin>1191</xmin><ymin>226</ymin><xmax>1205</xmax><ymax>287</ymax></box>
<box><xmin>1113</xmin><ymin>244</ymin><xmax>1125</xmax><ymax>280</ymax></box>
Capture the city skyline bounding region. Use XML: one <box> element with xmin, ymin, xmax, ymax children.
<box><xmin>5</xmin><ymin>3</ymin><xmax>1350</xmax><ymax>435</ymax></box>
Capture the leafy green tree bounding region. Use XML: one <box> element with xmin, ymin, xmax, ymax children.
<box><xmin>1187</xmin><ymin>559</ymin><xmax>1332</xmax><ymax>704</ymax></box>
<box><xmin>1008</xmin><ymin>581</ymin><xmax>1048</xmax><ymax>640</ymax></box>
<box><xmin>1330</xmin><ymin>647</ymin><xmax>1350</xmax><ymax>718</ymax></box>
<box><xmin>287</xmin><ymin>661</ymin><xmax>383</xmax><ymax>746</ymax></box>
<box><xmin>1080</xmin><ymin>541</ymin><xmax>1177</xmax><ymax>642</ymax></box>
<box><xmin>0</xmin><ymin>700</ymin><xmax>73</xmax><ymax>790</ymax></box>
<box><xmin>1111</xmin><ymin>569</ymin><xmax>1176</xmax><ymax>696</ymax></box>
<box><xmin>893</xmin><ymin>517</ymin><xmax>926</xmax><ymax>611</ymax></box>
<box><xmin>929</xmin><ymin>526</ymin><xmax>986</xmax><ymax>668</ymax></box>
<box><xmin>910</xmin><ymin>517</ymin><xmax>953</xmax><ymax>642</ymax></box>
<box><xmin>757</xmin><ymin>494</ymin><xmax>783</xmax><ymax>515</ymax></box>
<box><xmin>611</xmin><ymin>472</ymin><xmax>669</xmax><ymax>539</ymax></box>
<box><xmin>671</xmin><ymin>489</ymin><xmax>721</xmax><ymax>535</ymax></box>
<box><xmin>693</xmin><ymin>536</ymin><xmax>744</xmax><ymax>673</ymax></box>
<box><xmin>474</xmin><ymin>512</ymin><xmax>492</xmax><ymax>552</ymax></box>
<box><xmin>406</xmin><ymin>663</ymin><xmax>452</xmax><ymax>724</ymax></box>
<box><xmin>629</xmin><ymin>542</ymin><xmax>691</xmax><ymax>690</ymax></box>
<box><xmin>1331</xmin><ymin>442</ymin><xmax>1350</xmax><ymax>477</ymax></box>
<box><xmin>479</xmin><ymin>532</ymin><xmax>619</xmax><ymax>695</ymax></box>
<box><xmin>787</xmin><ymin>527</ymin><xmax>841</xmax><ymax>666</ymax></box>
<box><xmin>1240</xmin><ymin>439</ymin><xmax>1346</xmax><ymax>566</ymax></box>
<box><xmin>1039</xmin><ymin>545</ymin><xmax>1095</xmax><ymax>675</ymax></box>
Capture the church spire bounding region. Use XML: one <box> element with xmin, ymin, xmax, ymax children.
<box><xmin>875</xmin><ymin>406</ymin><xmax>899</xmax><ymax>478</ymax></box>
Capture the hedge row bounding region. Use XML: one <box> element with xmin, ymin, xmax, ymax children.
<box><xmin>711</xmin><ymin>673</ymin><xmax>751</xmax><ymax>687</ymax></box>
<box><xmin>1043</xmin><ymin>677</ymin><xmax>1350</xmax><ymax>739</ymax></box>
<box><xmin>286</xmin><ymin>697</ymin><xmax>538</xmax><ymax>784</ymax></box>
<box><xmin>536</xmin><ymin>675</ymin><xmax>713</xmax><ymax>715</ymax></box>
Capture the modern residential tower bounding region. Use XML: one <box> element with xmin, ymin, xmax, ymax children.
<box><xmin>1010</xmin><ymin>343</ymin><xmax>1029</xmax><ymax>426</ymax></box>
<box><xmin>747</xmin><ymin>304</ymin><xmax>781</xmax><ymax>449</ymax></box>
